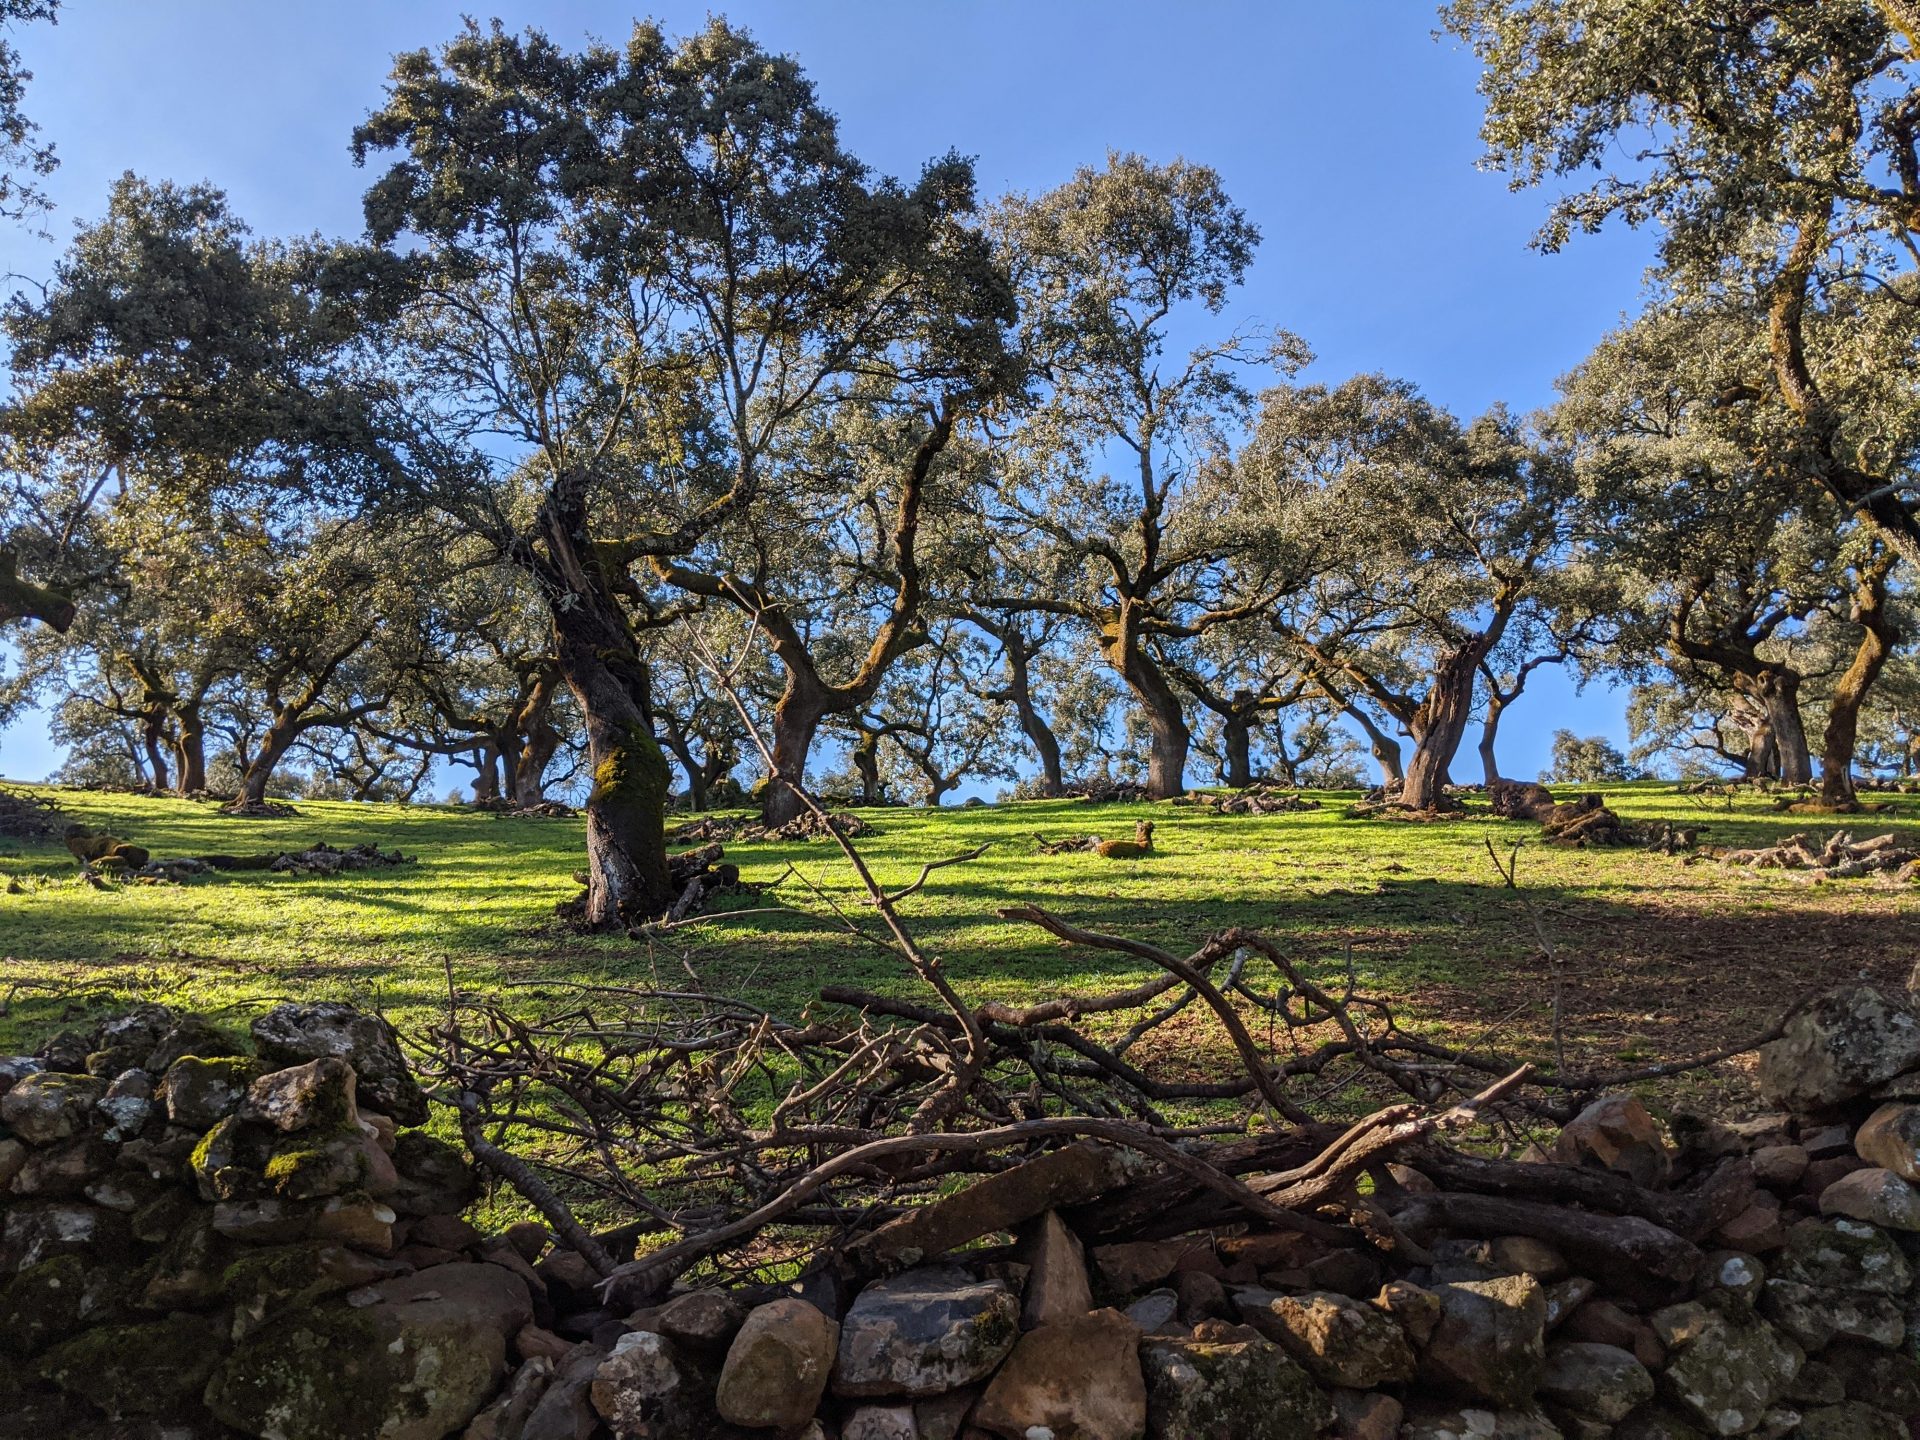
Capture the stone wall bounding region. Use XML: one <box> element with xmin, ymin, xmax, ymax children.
<box><xmin>6</xmin><ymin>986</ymin><xmax>1920</xmax><ymax>1440</ymax></box>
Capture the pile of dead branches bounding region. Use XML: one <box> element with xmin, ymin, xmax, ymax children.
<box><xmin>1711</xmin><ymin>830</ymin><xmax>1919</xmax><ymax>881</ymax></box>
<box><xmin>0</xmin><ymin>787</ymin><xmax>62</xmax><ymax>841</ymax></box>
<box><xmin>1069</xmin><ymin>779</ymin><xmax>1151</xmax><ymax>804</ymax></box>
<box><xmin>736</xmin><ymin>810</ymin><xmax>874</xmax><ymax>842</ymax></box>
<box><xmin>1193</xmin><ymin>784</ymin><xmax>1321</xmax><ymax>815</ymax></box>
<box><xmin>217</xmin><ymin>798</ymin><xmax>301</xmax><ymax>818</ymax></box>
<box><xmin>266</xmin><ymin>841</ymin><xmax>413</xmax><ymax>874</ymax></box>
<box><xmin>665</xmin><ymin>815</ymin><xmax>746</xmax><ymax>844</ymax></box>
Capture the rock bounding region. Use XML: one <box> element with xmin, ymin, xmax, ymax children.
<box><xmin>535</xmin><ymin>1247</ymin><xmax>601</xmax><ymax>1310</ymax></box>
<box><xmin>1017</xmin><ymin>1209</ymin><xmax>1092</xmax><ymax>1328</ymax></box>
<box><xmin>1699</xmin><ymin>1250</ymin><xmax>1766</xmax><ymax>1303</ymax></box>
<box><xmin>264</xmin><ymin>1124</ymin><xmax>400</xmax><ymax>1200</ymax></box>
<box><xmin>207</xmin><ymin>1262</ymin><xmax>535</xmax><ymax>1440</ymax></box>
<box><xmin>716</xmin><ymin>1297</ymin><xmax>838</xmax><ymax>1430</ymax></box>
<box><xmin>1788</xmin><ymin>1359</ymin><xmax>1846</xmax><ymax>1405</ymax></box>
<box><xmin>210</xmin><ymin>1197</ymin><xmax>314</xmax><ymax>1244</ymax></box>
<box><xmin>590</xmin><ymin>1328</ymin><xmax>718</xmax><ymax>1438</ymax></box>
<box><xmin>1821</xmin><ymin>1342</ymin><xmax>1920</xmax><ymax>1413</ymax></box>
<box><xmin>143</xmin><ymin>1012</ymin><xmax>242</xmax><ymax>1073</ymax></box>
<box><xmin>843</xmin><ymin>1404</ymin><xmax>918</xmax><ymax>1440</ymax></box>
<box><xmin>1174</xmin><ymin>1269</ymin><xmax>1231</xmax><ymax>1324</ymax></box>
<box><xmin>1614</xmin><ymin>1406</ymin><xmax>1708</xmax><ymax>1440</ymax></box>
<box><xmin>516</xmin><ymin>1322</ymin><xmax>573</xmax><ymax>1364</ymax></box>
<box><xmin>1855</xmin><ymin>1103</ymin><xmax>1920</xmax><ymax>1180</ymax></box>
<box><xmin>413</xmin><ymin>1213</ymin><xmax>484</xmax><ymax>1252</ymax></box>
<box><xmin>463</xmin><ymin>1354</ymin><xmax>554</xmax><ymax>1440</ymax></box>
<box><xmin>1400</xmin><ymin>1404</ymin><xmax>1565</xmax><ymax>1440</ymax></box>
<box><xmin>833</xmin><ymin>1265</ymin><xmax>1020</xmax><ymax>1399</ymax></box>
<box><xmin>915</xmin><ymin>1385</ymin><xmax>981</xmax><ymax>1440</ymax></box>
<box><xmin>1772</xmin><ymin>1217</ymin><xmax>1912</xmax><ymax>1294</ymax></box>
<box><xmin>96</xmin><ymin>1068</ymin><xmax>152</xmax><ymax>1141</ymax></box>
<box><xmin>971</xmin><ymin>1307</ymin><xmax>1146</xmax><ymax>1440</ymax></box>
<box><xmin>222</xmin><ymin>1242</ymin><xmax>407</xmax><ymax>1338</ymax></box>
<box><xmin>0</xmin><ymin>1072</ymin><xmax>105</xmax><ymax>1145</ymax></box>
<box><xmin>389</xmin><ymin>1129</ymin><xmax>479</xmax><ymax>1216</ymax></box>
<box><xmin>9</xmin><ymin>1135</ymin><xmax>112</xmax><ymax>1197</ymax></box>
<box><xmin>311</xmin><ymin>1194</ymin><xmax>396</xmax><ymax>1252</ymax></box>
<box><xmin>849</xmin><ymin>1141</ymin><xmax>1135</xmax><ymax>1272</ymax></box>
<box><xmin>1553</xmin><ymin>1094</ymin><xmax>1672</xmax><ymax>1188</ymax></box>
<box><xmin>189</xmin><ymin>1113</ymin><xmax>274</xmax><ymax>1201</ymax></box>
<box><xmin>1</xmin><ymin>1200</ymin><xmax>125</xmax><ymax>1274</ymax></box>
<box><xmin>1124</xmin><ymin>1287</ymin><xmax>1181</xmax><ymax>1334</ymax></box>
<box><xmin>140</xmin><ymin>1208</ymin><xmax>229</xmax><ymax>1309</ymax></box>
<box><xmin>1091</xmin><ymin>1237</ymin><xmax>1213</xmax><ymax>1295</ymax></box>
<box><xmin>0</xmin><ymin>1137</ymin><xmax>23</xmax><ymax>1190</ymax></box>
<box><xmin>1792</xmin><ymin>1403</ymin><xmax>1907</xmax><ymax>1440</ymax></box>
<box><xmin>633</xmin><ymin>1288</ymin><xmax>746</xmax><ymax>1361</ymax></box>
<box><xmin>116</xmin><ymin>1126</ymin><xmax>199</xmax><ymax>1183</ymax></box>
<box><xmin>1537</xmin><ymin>1342</ymin><xmax>1654</xmax><ymax>1422</ymax></box>
<box><xmin>1757</xmin><ymin>986</ymin><xmax>1920</xmax><ymax>1112</ymax></box>
<box><xmin>1140</xmin><ymin>1331</ymin><xmax>1332</xmax><ymax>1440</ymax></box>
<box><xmin>159</xmin><ymin>1055</ymin><xmax>259</xmax><ymax>1130</ymax></box>
<box><xmin>1752</xmin><ymin>1144</ymin><xmax>1809</xmax><ymax>1188</ymax></box>
<box><xmin>1421</xmin><ymin>1276</ymin><xmax>1548</xmax><ymax>1407</ymax></box>
<box><xmin>240</xmin><ymin>1055</ymin><xmax>359</xmax><ymax>1132</ymax></box>
<box><xmin>1802</xmin><ymin>1155</ymin><xmax>1869</xmax><ymax>1199</ymax></box>
<box><xmin>0</xmin><ymin>1055</ymin><xmax>43</xmax><ymax>1094</ymax></box>
<box><xmin>1651</xmin><ymin>1294</ymin><xmax>1803</xmax><ymax>1436</ymax></box>
<box><xmin>1233</xmin><ymin>1287</ymin><xmax>1415</xmax><ymax>1388</ymax></box>
<box><xmin>521</xmin><ymin>1341</ymin><xmax>607</xmax><ymax>1440</ymax></box>
<box><xmin>1541</xmin><ymin>1277</ymin><xmax>1595</xmax><ymax>1330</ymax></box>
<box><xmin>1819</xmin><ymin>1167</ymin><xmax>1920</xmax><ymax>1230</ymax></box>
<box><xmin>34</xmin><ymin>1311</ymin><xmax>225</xmax><ymax>1418</ymax></box>
<box><xmin>1487</xmin><ymin>1236</ymin><xmax>1569</xmax><ymax>1281</ymax></box>
<box><xmin>34</xmin><ymin>1029</ymin><xmax>92</xmax><ymax>1074</ymax></box>
<box><xmin>1373</xmin><ymin>1279</ymin><xmax>1442</xmax><ymax>1345</ymax></box>
<box><xmin>0</xmin><ymin>1254</ymin><xmax>125</xmax><ymax>1356</ymax></box>
<box><xmin>252</xmin><ymin>1001</ymin><xmax>428</xmax><ymax>1124</ymax></box>
<box><xmin>1330</xmin><ymin>1389</ymin><xmax>1402</xmax><ymax>1440</ymax></box>
<box><xmin>1759</xmin><ymin>1279</ymin><xmax>1904</xmax><ymax>1351</ymax></box>
<box><xmin>1716</xmin><ymin>1195</ymin><xmax>1789</xmax><ymax>1253</ymax></box>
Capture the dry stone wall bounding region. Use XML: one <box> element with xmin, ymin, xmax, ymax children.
<box><xmin>8</xmin><ymin>985</ymin><xmax>1920</xmax><ymax>1440</ymax></box>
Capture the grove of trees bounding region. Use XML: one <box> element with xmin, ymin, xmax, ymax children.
<box><xmin>6</xmin><ymin>6</ymin><xmax>1920</xmax><ymax>925</ymax></box>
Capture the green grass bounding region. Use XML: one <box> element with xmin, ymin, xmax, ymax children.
<box><xmin>4</xmin><ymin>781</ymin><xmax>1919</xmax><ymax>1105</ymax></box>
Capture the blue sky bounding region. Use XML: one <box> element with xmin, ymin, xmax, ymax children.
<box><xmin>0</xmin><ymin>0</ymin><xmax>1655</xmax><ymax>787</ymax></box>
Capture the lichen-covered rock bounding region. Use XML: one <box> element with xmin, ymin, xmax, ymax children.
<box><xmin>0</xmin><ymin>1254</ymin><xmax>125</xmax><ymax>1356</ymax></box>
<box><xmin>264</xmin><ymin>1124</ymin><xmax>399</xmax><ymax>1200</ymax></box>
<box><xmin>0</xmin><ymin>1072</ymin><xmax>105</xmax><ymax>1145</ymax></box>
<box><xmin>971</xmin><ymin>1307</ymin><xmax>1145</xmax><ymax>1440</ymax></box>
<box><xmin>1757</xmin><ymin>986</ymin><xmax>1920</xmax><ymax>1111</ymax></box>
<box><xmin>1854</xmin><ymin>1103</ymin><xmax>1920</xmax><ymax>1181</ymax></box>
<box><xmin>221</xmin><ymin>1242</ymin><xmax>406</xmax><ymax>1339</ymax></box>
<box><xmin>1141</xmin><ymin>1330</ymin><xmax>1332</xmax><ymax>1440</ymax></box>
<box><xmin>832</xmin><ymin>1265</ymin><xmax>1020</xmax><ymax>1399</ymax></box>
<box><xmin>241</xmin><ymin>1055</ymin><xmax>359</xmax><ymax>1132</ymax></box>
<box><xmin>590</xmin><ymin>1328</ymin><xmax>719</xmax><ymax>1439</ymax></box>
<box><xmin>842</xmin><ymin>1404</ymin><xmax>917</xmax><ymax>1440</ymax></box>
<box><xmin>35</xmin><ymin>1312</ymin><xmax>225</xmax><ymax>1418</ymax></box>
<box><xmin>143</xmin><ymin>1013</ymin><xmax>242</xmax><ymax>1074</ymax></box>
<box><xmin>1651</xmin><ymin>1294</ymin><xmax>1803</xmax><ymax>1437</ymax></box>
<box><xmin>251</xmin><ymin>1002</ymin><xmax>428</xmax><ymax>1125</ymax></box>
<box><xmin>463</xmin><ymin>1353</ymin><xmax>554</xmax><ymax>1440</ymax></box>
<box><xmin>1772</xmin><ymin>1217</ymin><xmax>1913</xmax><ymax>1294</ymax></box>
<box><xmin>0</xmin><ymin>1201</ymin><xmax>126</xmax><ymax>1275</ymax></box>
<box><xmin>1420</xmin><ymin>1276</ymin><xmax>1548</xmax><ymax>1408</ymax></box>
<box><xmin>8</xmin><ymin>1135</ymin><xmax>111</xmax><ymax>1197</ymax></box>
<box><xmin>1234</xmin><ymin>1287</ymin><xmax>1415</xmax><ymax>1388</ymax></box>
<box><xmin>1373</xmin><ymin>1279</ymin><xmax>1442</xmax><ymax>1345</ymax></box>
<box><xmin>206</xmin><ymin>1262</ymin><xmax>533</xmax><ymax>1440</ymax></box>
<box><xmin>1330</xmin><ymin>1389</ymin><xmax>1402</xmax><ymax>1440</ymax></box>
<box><xmin>1819</xmin><ymin>1168</ymin><xmax>1920</xmax><ymax>1230</ymax></box>
<box><xmin>0</xmin><ymin>1054</ymin><xmax>44</xmax><ymax>1095</ymax></box>
<box><xmin>1536</xmin><ymin>1342</ymin><xmax>1653</xmax><ymax>1423</ymax></box>
<box><xmin>1820</xmin><ymin>1342</ymin><xmax>1920</xmax><ymax>1413</ymax></box>
<box><xmin>189</xmin><ymin>1113</ymin><xmax>273</xmax><ymax>1201</ymax></box>
<box><xmin>388</xmin><ymin>1129</ymin><xmax>477</xmax><ymax>1216</ymax></box>
<box><xmin>1400</xmin><ymin>1404</ymin><xmax>1564</xmax><ymax>1440</ymax></box>
<box><xmin>138</xmin><ymin>1208</ymin><xmax>229</xmax><ymax>1310</ymax></box>
<box><xmin>1792</xmin><ymin>1403</ymin><xmax>1907</xmax><ymax>1440</ymax></box>
<box><xmin>161</xmin><ymin>1053</ymin><xmax>256</xmax><ymax>1133</ymax></box>
<box><xmin>630</xmin><ymin>1287</ymin><xmax>746</xmax><ymax>1361</ymax></box>
<box><xmin>715</xmin><ymin>1297</ymin><xmax>837</xmax><ymax>1430</ymax></box>
<box><xmin>1553</xmin><ymin>1094</ymin><xmax>1672</xmax><ymax>1188</ymax></box>
<box><xmin>1759</xmin><ymin>1279</ymin><xmax>1904</xmax><ymax>1351</ymax></box>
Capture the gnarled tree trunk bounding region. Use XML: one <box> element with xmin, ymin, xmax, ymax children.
<box><xmin>1821</xmin><ymin>562</ymin><xmax>1896</xmax><ymax>807</ymax></box>
<box><xmin>1103</xmin><ymin>626</ymin><xmax>1189</xmax><ymax>799</ymax></box>
<box><xmin>1345</xmin><ymin>705</ymin><xmax>1403</xmax><ymax>788</ymax></box>
<box><xmin>763</xmin><ymin>678</ymin><xmax>830</xmax><ymax>827</ymax></box>
<box><xmin>1399</xmin><ymin>654</ymin><xmax>1480</xmax><ymax>810</ymax></box>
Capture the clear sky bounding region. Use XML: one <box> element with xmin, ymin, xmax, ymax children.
<box><xmin>0</xmin><ymin>0</ymin><xmax>1656</xmax><ymax>787</ymax></box>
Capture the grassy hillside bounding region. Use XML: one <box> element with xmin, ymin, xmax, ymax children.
<box><xmin>3</xmin><ymin>782</ymin><xmax>1917</xmax><ymax>1103</ymax></box>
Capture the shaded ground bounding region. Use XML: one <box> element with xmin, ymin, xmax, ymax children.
<box><xmin>2</xmin><ymin>781</ymin><xmax>1915</xmax><ymax>1117</ymax></box>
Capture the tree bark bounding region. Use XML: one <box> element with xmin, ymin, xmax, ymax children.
<box><xmin>1752</xmin><ymin>671</ymin><xmax>1812</xmax><ymax>786</ymax></box>
<box><xmin>1221</xmin><ymin>711</ymin><xmax>1254</xmax><ymax>789</ymax></box>
<box><xmin>1820</xmin><ymin>560</ymin><xmax>1896</xmax><ymax>806</ymax></box>
<box><xmin>989</xmin><ymin>637</ymin><xmax>1064</xmax><ymax>796</ymax></box>
<box><xmin>510</xmin><ymin>665</ymin><xmax>562</xmax><ymax>805</ymax></box>
<box><xmin>852</xmin><ymin>729</ymin><xmax>883</xmax><ymax>807</ymax></box>
<box><xmin>1345</xmin><ymin>705</ymin><xmax>1404</xmax><ymax>787</ymax></box>
<box><xmin>140</xmin><ymin>704</ymin><xmax>171</xmax><ymax>794</ymax></box>
<box><xmin>1477</xmin><ymin>701</ymin><xmax>1503</xmax><ymax>788</ymax></box>
<box><xmin>764</xmin><ymin>681</ymin><xmax>829</xmax><ymax>826</ymax></box>
<box><xmin>471</xmin><ymin>741</ymin><xmax>502</xmax><ymax>803</ymax></box>
<box><xmin>0</xmin><ymin>548</ymin><xmax>75</xmax><ymax>633</ymax></box>
<box><xmin>1102</xmin><ymin>626</ymin><xmax>1189</xmax><ymax>799</ymax></box>
<box><xmin>174</xmin><ymin>703</ymin><xmax>208</xmax><ymax>795</ymax></box>
<box><xmin>1400</xmin><ymin>652</ymin><xmax>1481</xmax><ymax>810</ymax></box>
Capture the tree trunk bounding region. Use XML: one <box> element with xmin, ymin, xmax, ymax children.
<box><xmin>1400</xmin><ymin>655</ymin><xmax>1480</xmax><ymax>811</ymax></box>
<box><xmin>1479</xmin><ymin>695</ymin><xmax>1507</xmax><ymax>787</ymax></box>
<box><xmin>511</xmin><ymin>668</ymin><xmax>561</xmax><ymax>804</ymax></box>
<box><xmin>763</xmin><ymin>682</ymin><xmax>829</xmax><ymax>825</ymax></box>
<box><xmin>174</xmin><ymin>703</ymin><xmax>207</xmax><ymax>795</ymax></box>
<box><xmin>472</xmin><ymin>741</ymin><xmax>503</xmax><ymax>803</ymax></box>
<box><xmin>1755</xmin><ymin>672</ymin><xmax>1812</xmax><ymax>786</ymax></box>
<box><xmin>852</xmin><ymin>731</ymin><xmax>883</xmax><ymax>807</ymax></box>
<box><xmin>998</xmin><ymin>644</ymin><xmax>1064</xmax><ymax>795</ymax></box>
<box><xmin>1222</xmin><ymin>712</ymin><xmax>1254</xmax><ymax>789</ymax></box>
<box><xmin>1820</xmin><ymin>565</ymin><xmax>1895</xmax><ymax>807</ymax></box>
<box><xmin>550</xmin><ymin>598</ymin><xmax>673</xmax><ymax>925</ymax></box>
<box><xmin>141</xmin><ymin>704</ymin><xmax>171</xmax><ymax>794</ymax></box>
<box><xmin>237</xmin><ymin>720</ymin><xmax>301</xmax><ymax>806</ymax></box>
<box><xmin>1345</xmin><ymin>706</ymin><xmax>1403</xmax><ymax>788</ymax></box>
<box><xmin>1106</xmin><ymin>631</ymin><xmax>1188</xmax><ymax>799</ymax></box>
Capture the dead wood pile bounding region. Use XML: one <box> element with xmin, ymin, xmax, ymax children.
<box><xmin>1711</xmin><ymin>829</ymin><xmax>1920</xmax><ymax>881</ymax></box>
<box><xmin>217</xmin><ymin>798</ymin><xmax>301</xmax><ymax>818</ymax></box>
<box><xmin>1194</xmin><ymin>783</ymin><xmax>1322</xmax><ymax>815</ymax></box>
<box><xmin>737</xmin><ymin>809</ymin><xmax>874</xmax><ymax>842</ymax></box>
<box><xmin>0</xmin><ymin>786</ymin><xmax>60</xmax><ymax>841</ymax></box>
<box><xmin>1069</xmin><ymin>779</ymin><xmax>1151</xmax><ymax>804</ymax></box>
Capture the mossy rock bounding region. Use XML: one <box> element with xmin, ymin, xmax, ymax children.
<box><xmin>35</xmin><ymin>1312</ymin><xmax>226</xmax><ymax>1418</ymax></box>
<box><xmin>162</xmin><ymin>1054</ymin><xmax>262</xmax><ymax>1129</ymax></box>
<box><xmin>263</xmin><ymin>1124</ymin><xmax>384</xmax><ymax>1201</ymax></box>
<box><xmin>0</xmin><ymin>1254</ymin><xmax>126</xmax><ymax>1356</ymax></box>
<box><xmin>136</xmin><ymin>1208</ymin><xmax>232</xmax><ymax>1311</ymax></box>
<box><xmin>221</xmin><ymin>1242</ymin><xmax>400</xmax><ymax>1338</ymax></box>
<box><xmin>1142</xmin><ymin>1333</ymin><xmax>1333</xmax><ymax>1440</ymax></box>
<box><xmin>388</xmin><ymin>1130</ymin><xmax>477</xmax><ymax>1217</ymax></box>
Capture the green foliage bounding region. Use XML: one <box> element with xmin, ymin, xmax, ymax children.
<box><xmin>1541</xmin><ymin>730</ymin><xmax>1640</xmax><ymax>785</ymax></box>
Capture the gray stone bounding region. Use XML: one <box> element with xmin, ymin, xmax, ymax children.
<box><xmin>1017</xmin><ymin>1208</ymin><xmax>1092</xmax><ymax>1329</ymax></box>
<box><xmin>0</xmin><ymin>1201</ymin><xmax>122</xmax><ymax>1274</ymax></box>
<box><xmin>521</xmin><ymin>1341</ymin><xmax>607</xmax><ymax>1440</ymax></box>
<box><xmin>240</xmin><ymin>1055</ymin><xmax>359</xmax><ymax>1132</ymax></box>
<box><xmin>1819</xmin><ymin>1168</ymin><xmax>1920</xmax><ymax>1230</ymax></box>
<box><xmin>206</xmin><ymin>1262</ymin><xmax>535</xmax><ymax>1440</ymax></box>
<box><xmin>1421</xmin><ymin>1276</ymin><xmax>1548</xmax><ymax>1407</ymax></box>
<box><xmin>716</xmin><ymin>1297</ymin><xmax>837</xmax><ymax>1430</ymax></box>
<box><xmin>159</xmin><ymin>1055</ymin><xmax>258</xmax><ymax>1130</ymax></box>
<box><xmin>843</xmin><ymin>1405</ymin><xmax>918</xmax><ymax>1440</ymax></box>
<box><xmin>1124</xmin><ymin>1287</ymin><xmax>1181</xmax><ymax>1334</ymax></box>
<box><xmin>1757</xmin><ymin>986</ymin><xmax>1920</xmax><ymax>1111</ymax></box>
<box><xmin>1537</xmin><ymin>1342</ymin><xmax>1654</xmax><ymax>1423</ymax></box>
<box><xmin>1760</xmin><ymin>1279</ymin><xmax>1904</xmax><ymax>1351</ymax></box>
<box><xmin>0</xmin><ymin>1055</ymin><xmax>43</xmax><ymax>1095</ymax></box>
<box><xmin>1140</xmin><ymin>1331</ymin><xmax>1333</xmax><ymax>1440</ymax></box>
<box><xmin>251</xmin><ymin>1001</ymin><xmax>428</xmax><ymax>1124</ymax></box>
<box><xmin>1699</xmin><ymin>1250</ymin><xmax>1766</xmax><ymax>1303</ymax></box>
<box><xmin>388</xmin><ymin>1129</ymin><xmax>478</xmax><ymax>1216</ymax></box>
<box><xmin>0</xmin><ymin>1072</ymin><xmax>104</xmax><ymax>1145</ymax></box>
<box><xmin>590</xmin><ymin>1329</ymin><xmax>717</xmax><ymax>1439</ymax></box>
<box><xmin>1856</xmin><ymin>1103</ymin><xmax>1920</xmax><ymax>1181</ymax></box>
<box><xmin>461</xmin><ymin>1354</ymin><xmax>554</xmax><ymax>1440</ymax></box>
<box><xmin>1330</xmin><ymin>1389</ymin><xmax>1402</xmax><ymax>1440</ymax></box>
<box><xmin>832</xmin><ymin>1265</ymin><xmax>1020</xmax><ymax>1399</ymax></box>
<box><xmin>1793</xmin><ymin>1404</ymin><xmax>1907</xmax><ymax>1440</ymax></box>
<box><xmin>1234</xmin><ymin>1287</ymin><xmax>1415</xmax><ymax>1388</ymax></box>
<box><xmin>1820</xmin><ymin>1343</ymin><xmax>1920</xmax><ymax>1414</ymax></box>
<box><xmin>1651</xmin><ymin>1295</ymin><xmax>1803</xmax><ymax>1437</ymax></box>
<box><xmin>1773</xmin><ymin>1217</ymin><xmax>1913</xmax><ymax>1294</ymax></box>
